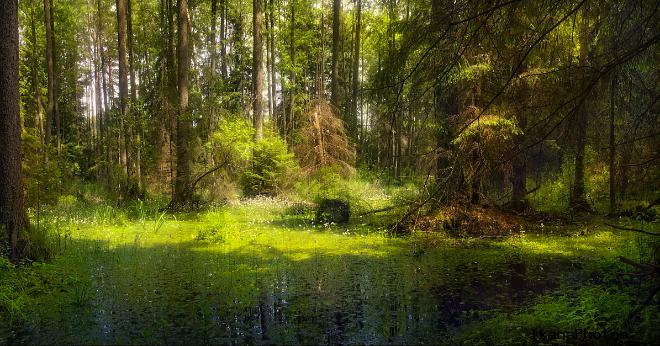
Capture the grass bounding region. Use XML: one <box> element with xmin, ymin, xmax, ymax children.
<box><xmin>1</xmin><ymin>193</ymin><xmax>657</xmax><ymax>344</ymax></box>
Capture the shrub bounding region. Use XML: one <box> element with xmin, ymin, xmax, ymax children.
<box><xmin>294</xmin><ymin>99</ymin><xmax>355</xmax><ymax>176</ymax></box>
<box><xmin>208</xmin><ymin>116</ymin><xmax>255</xmax><ymax>168</ymax></box>
<box><xmin>241</xmin><ymin>134</ymin><xmax>298</xmax><ymax>196</ymax></box>
<box><xmin>453</xmin><ymin>286</ymin><xmax>653</xmax><ymax>345</ymax></box>
<box><xmin>203</xmin><ymin>116</ymin><xmax>254</xmax><ymax>200</ymax></box>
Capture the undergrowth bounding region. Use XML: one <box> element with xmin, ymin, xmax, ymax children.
<box><xmin>2</xmin><ymin>182</ymin><xmax>657</xmax><ymax>344</ymax></box>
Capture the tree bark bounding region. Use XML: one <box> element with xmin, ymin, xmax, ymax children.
<box><xmin>172</xmin><ymin>0</ymin><xmax>192</xmax><ymax>208</ymax></box>
<box><xmin>571</xmin><ymin>109</ymin><xmax>589</xmax><ymax>210</ymax></box>
<box><xmin>266</xmin><ymin>2</ymin><xmax>273</xmax><ymax>120</ymax></box>
<box><xmin>253</xmin><ymin>0</ymin><xmax>265</xmax><ymax>140</ymax></box>
<box><xmin>0</xmin><ymin>0</ymin><xmax>29</xmax><ymax>261</ymax></box>
<box><xmin>43</xmin><ymin>0</ymin><xmax>55</xmax><ymax>148</ymax></box>
<box><xmin>155</xmin><ymin>0</ymin><xmax>175</xmax><ymax>194</ymax></box>
<box><xmin>207</xmin><ymin>0</ymin><xmax>218</xmax><ymax>142</ymax></box>
<box><xmin>269</xmin><ymin>0</ymin><xmax>277</xmax><ymax>130</ymax></box>
<box><xmin>98</xmin><ymin>0</ymin><xmax>113</xmax><ymax>188</ymax></box>
<box><xmin>49</xmin><ymin>0</ymin><xmax>61</xmax><ymax>156</ymax></box>
<box><xmin>609</xmin><ymin>70</ymin><xmax>618</xmax><ymax>215</ymax></box>
<box><xmin>31</xmin><ymin>0</ymin><xmax>45</xmax><ymax>152</ymax></box>
<box><xmin>220</xmin><ymin>0</ymin><xmax>228</xmax><ymax>79</ymax></box>
<box><xmin>330</xmin><ymin>0</ymin><xmax>341</xmax><ymax>107</ymax></box>
<box><xmin>351</xmin><ymin>0</ymin><xmax>361</xmax><ymax>142</ymax></box>
<box><xmin>127</xmin><ymin>0</ymin><xmax>142</xmax><ymax>192</ymax></box>
<box><xmin>570</xmin><ymin>5</ymin><xmax>593</xmax><ymax>212</ymax></box>
<box><xmin>287</xmin><ymin>0</ymin><xmax>295</xmax><ymax>143</ymax></box>
<box><xmin>318</xmin><ymin>11</ymin><xmax>325</xmax><ymax>99</ymax></box>
<box><xmin>93</xmin><ymin>11</ymin><xmax>103</xmax><ymax>166</ymax></box>
<box><xmin>510</xmin><ymin>68</ymin><xmax>529</xmax><ymax>207</ymax></box>
<box><xmin>117</xmin><ymin>0</ymin><xmax>133</xmax><ymax>195</ymax></box>
<box><xmin>210</xmin><ymin>0</ymin><xmax>218</xmax><ymax>77</ymax></box>
<box><xmin>167</xmin><ymin>0</ymin><xmax>177</xmax><ymax>200</ymax></box>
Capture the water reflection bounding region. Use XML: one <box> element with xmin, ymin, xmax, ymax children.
<box><xmin>16</xmin><ymin>238</ymin><xmax>474</xmax><ymax>345</ymax></box>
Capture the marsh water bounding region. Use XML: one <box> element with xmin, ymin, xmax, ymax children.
<box><xmin>12</xmin><ymin>204</ymin><xmax>530</xmax><ymax>345</ymax></box>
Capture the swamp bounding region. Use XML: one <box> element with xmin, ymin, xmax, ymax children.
<box><xmin>0</xmin><ymin>0</ymin><xmax>658</xmax><ymax>344</ymax></box>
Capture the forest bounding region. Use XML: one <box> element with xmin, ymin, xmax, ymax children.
<box><xmin>0</xmin><ymin>0</ymin><xmax>658</xmax><ymax>344</ymax></box>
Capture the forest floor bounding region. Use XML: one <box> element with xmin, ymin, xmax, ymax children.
<box><xmin>1</xmin><ymin>196</ymin><xmax>658</xmax><ymax>345</ymax></box>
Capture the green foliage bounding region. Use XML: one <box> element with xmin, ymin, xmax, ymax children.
<box><xmin>27</xmin><ymin>225</ymin><xmax>56</xmax><ymax>262</ymax></box>
<box><xmin>448</xmin><ymin>61</ymin><xmax>493</xmax><ymax>85</ymax></box>
<box><xmin>200</xmin><ymin>116</ymin><xmax>256</xmax><ymax>200</ymax></box>
<box><xmin>0</xmin><ymin>260</ymin><xmax>40</xmax><ymax>342</ymax></box>
<box><xmin>0</xmin><ymin>281</ymin><xmax>27</xmax><ymax>339</ymax></box>
<box><xmin>528</xmin><ymin>146</ymin><xmax>611</xmax><ymax>213</ymax></box>
<box><xmin>4</xmin><ymin>190</ymin><xmax>658</xmax><ymax>344</ymax></box>
<box><xmin>294</xmin><ymin>166</ymin><xmax>408</xmax><ymax>216</ymax></box>
<box><xmin>453</xmin><ymin>286</ymin><xmax>649</xmax><ymax>345</ymax></box>
<box><xmin>452</xmin><ymin>114</ymin><xmax>522</xmax><ymax>146</ymax></box>
<box><xmin>21</xmin><ymin>128</ymin><xmax>61</xmax><ymax>207</ymax></box>
<box><xmin>241</xmin><ymin>134</ymin><xmax>298</xmax><ymax>196</ymax></box>
<box><xmin>208</xmin><ymin>116</ymin><xmax>255</xmax><ymax>165</ymax></box>
<box><xmin>528</xmin><ymin>160</ymin><xmax>572</xmax><ymax>213</ymax></box>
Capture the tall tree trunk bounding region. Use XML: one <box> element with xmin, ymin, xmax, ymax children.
<box><xmin>117</xmin><ymin>0</ymin><xmax>133</xmax><ymax>195</ymax></box>
<box><xmin>98</xmin><ymin>0</ymin><xmax>113</xmax><ymax>189</ymax></box>
<box><xmin>287</xmin><ymin>0</ymin><xmax>295</xmax><ymax>143</ymax></box>
<box><xmin>155</xmin><ymin>0</ymin><xmax>173</xmax><ymax>193</ymax></box>
<box><xmin>609</xmin><ymin>70</ymin><xmax>617</xmax><ymax>215</ymax></box>
<box><xmin>31</xmin><ymin>0</ymin><xmax>45</xmax><ymax>152</ymax></box>
<box><xmin>360</xmin><ymin>35</ymin><xmax>365</xmax><ymax>154</ymax></box>
<box><xmin>49</xmin><ymin>0</ymin><xmax>61</xmax><ymax>156</ymax></box>
<box><xmin>127</xmin><ymin>0</ymin><xmax>141</xmax><ymax>192</ymax></box>
<box><xmin>0</xmin><ymin>0</ymin><xmax>29</xmax><ymax>261</ymax></box>
<box><xmin>269</xmin><ymin>0</ymin><xmax>277</xmax><ymax>129</ymax></box>
<box><xmin>220</xmin><ymin>0</ymin><xmax>228</xmax><ymax>79</ymax></box>
<box><xmin>570</xmin><ymin>5</ymin><xmax>593</xmax><ymax>212</ymax></box>
<box><xmin>571</xmin><ymin>111</ymin><xmax>589</xmax><ymax>210</ymax></box>
<box><xmin>393</xmin><ymin>112</ymin><xmax>401</xmax><ymax>180</ymax></box>
<box><xmin>318</xmin><ymin>11</ymin><xmax>325</xmax><ymax>98</ymax></box>
<box><xmin>510</xmin><ymin>68</ymin><xmax>529</xmax><ymax>208</ymax></box>
<box><xmin>210</xmin><ymin>0</ymin><xmax>218</xmax><ymax>78</ymax></box>
<box><xmin>266</xmin><ymin>2</ymin><xmax>273</xmax><ymax>120</ymax></box>
<box><xmin>173</xmin><ymin>0</ymin><xmax>192</xmax><ymax>207</ymax></box>
<box><xmin>93</xmin><ymin>18</ymin><xmax>103</xmax><ymax>167</ymax></box>
<box><xmin>434</xmin><ymin>84</ymin><xmax>457</xmax><ymax>178</ymax></box>
<box><xmin>167</xmin><ymin>0</ymin><xmax>177</xmax><ymax>200</ymax></box>
<box><xmin>351</xmin><ymin>0</ymin><xmax>361</xmax><ymax>142</ymax></box>
<box><xmin>330</xmin><ymin>0</ymin><xmax>341</xmax><ymax>106</ymax></box>
<box><xmin>44</xmin><ymin>0</ymin><xmax>55</xmax><ymax>149</ymax></box>
<box><xmin>206</xmin><ymin>0</ymin><xmax>218</xmax><ymax>145</ymax></box>
<box><xmin>510</xmin><ymin>147</ymin><xmax>527</xmax><ymax>206</ymax></box>
<box><xmin>253</xmin><ymin>0</ymin><xmax>264</xmax><ymax>140</ymax></box>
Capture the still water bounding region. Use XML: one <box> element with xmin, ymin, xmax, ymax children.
<box><xmin>13</xmin><ymin>211</ymin><xmax>500</xmax><ymax>345</ymax></box>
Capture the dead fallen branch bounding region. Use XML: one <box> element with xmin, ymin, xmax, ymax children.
<box><xmin>357</xmin><ymin>205</ymin><xmax>402</xmax><ymax>216</ymax></box>
<box><xmin>618</xmin><ymin>256</ymin><xmax>660</xmax><ymax>274</ymax></box>
<box><xmin>604</xmin><ymin>223</ymin><xmax>660</xmax><ymax>236</ymax></box>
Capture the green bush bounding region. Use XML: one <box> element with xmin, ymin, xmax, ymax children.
<box><xmin>241</xmin><ymin>135</ymin><xmax>298</xmax><ymax>196</ymax></box>
<box><xmin>453</xmin><ymin>286</ymin><xmax>653</xmax><ymax>345</ymax></box>
<box><xmin>0</xmin><ymin>259</ymin><xmax>26</xmax><ymax>342</ymax></box>
<box><xmin>208</xmin><ymin>116</ymin><xmax>255</xmax><ymax>167</ymax></box>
